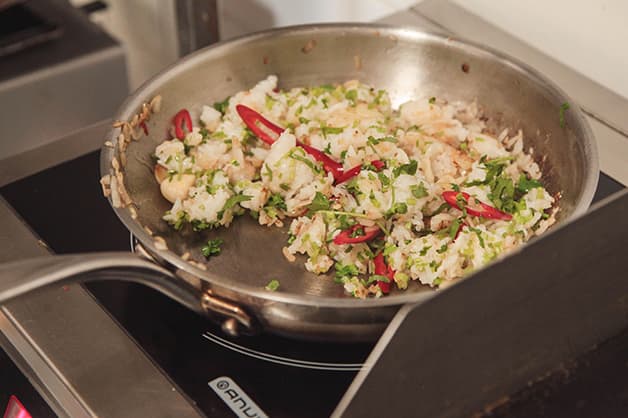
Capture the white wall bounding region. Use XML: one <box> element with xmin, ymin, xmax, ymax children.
<box><xmin>220</xmin><ymin>0</ymin><xmax>628</xmax><ymax>99</ymax></box>
<box><xmin>80</xmin><ymin>0</ymin><xmax>628</xmax><ymax>98</ymax></box>
<box><xmin>452</xmin><ymin>0</ymin><xmax>628</xmax><ymax>99</ymax></box>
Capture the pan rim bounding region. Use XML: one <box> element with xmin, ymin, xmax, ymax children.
<box><xmin>100</xmin><ymin>22</ymin><xmax>598</xmax><ymax>308</ymax></box>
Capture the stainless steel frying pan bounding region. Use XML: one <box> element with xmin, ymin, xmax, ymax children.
<box><xmin>0</xmin><ymin>24</ymin><xmax>598</xmax><ymax>341</ymax></box>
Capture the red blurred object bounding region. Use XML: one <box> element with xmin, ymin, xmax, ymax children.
<box><xmin>235</xmin><ymin>104</ymin><xmax>380</xmax><ymax>184</ymax></box>
<box><xmin>3</xmin><ymin>395</ymin><xmax>31</xmax><ymax>418</ymax></box>
<box><xmin>442</xmin><ymin>190</ymin><xmax>512</xmax><ymax>221</ymax></box>
<box><xmin>332</xmin><ymin>224</ymin><xmax>380</xmax><ymax>245</ymax></box>
<box><xmin>373</xmin><ymin>253</ymin><xmax>395</xmax><ymax>294</ymax></box>
<box><xmin>172</xmin><ymin>109</ymin><xmax>192</xmax><ymax>140</ymax></box>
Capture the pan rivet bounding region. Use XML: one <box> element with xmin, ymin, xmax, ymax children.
<box><xmin>221</xmin><ymin>318</ymin><xmax>239</xmax><ymax>337</ymax></box>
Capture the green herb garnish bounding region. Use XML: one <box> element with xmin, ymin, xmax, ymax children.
<box><xmin>393</xmin><ymin>160</ymin><xmax>418</xmax><ymax>177</ymax></box>
<box><xmin>321</xmin><ymin>126</ymin><xmax>344</xmax><ymax>136</ymax></box>
<box><xmin>516</xmin><ymin>174</ymin><xmax>543</xmax><ymax>193</ymax></box>
<box><xmin>265</xmin><ymin>279</ymin><xmax>280</xmax><ymax>291</ymax></box>
<box><xmin>345</xmin><ymin>89</ymin><xmax>358</xmax><ymax>106</ymax></box>
<box><xmin>411</xmin><ymin>183</ymin><xmax>428</xmax><ymax>199</ymax></box>
<box><xmin>306</xmin><ymin>192</ymin><xmax>331</xmax><ymax>216</ymax></box>
<box><xmin>559</xmin><ymin>102</ymin><xmax>570</xmax><ymax>128</ymax></box>
<box><xmin>223</xmin><ymin>194</ymin><xmax>252</xmax><ymax>211</ymax></box>
<box><xmin>448</xmin><ymin>218</ymin><xmax>463</xmax><ymax>240</ymax></box>
<box><xmin>201</xmin><ymin>238</ymin><xmax>223</xmax><ymax>258</ymax></box>
<box><xmin>213</xmin><ymin>97</ymin><xmax>230</xmax><ymax>115</ymax></box>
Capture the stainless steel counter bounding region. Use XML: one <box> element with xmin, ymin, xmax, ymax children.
<box><xmin>0</xmin><ymin>196</ymin><xmax>203</xmax><ymax>417</ymax></box>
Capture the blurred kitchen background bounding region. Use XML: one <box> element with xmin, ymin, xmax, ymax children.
<box><xmin>2</xmin><ymin>0</ymin><xmax>628</xmax><ymax>183</ymax></box>
<box><xmin>75</xmin><ymin>0</ymin><xmax>628</xmax><ymax>96</ymax></box>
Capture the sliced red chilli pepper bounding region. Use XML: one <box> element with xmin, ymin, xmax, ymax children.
<box><xmin>298</xmin><ymin>142</ymin><xmax>344</xmax><ymax>179</ymax></box>
<box><xmin>335</xmin><ymin>159</ymin><xmax>385</xmax><ymax>184</ymax></box>
<box><xmin>371</xmin><ymin>160</ymin><xmax>385</xmax><ymax>170</ymax></box>
<box><xmin>173</xmin><ymin>109</ymin><xmax>192</xmax><ymax>140</ymax></box>
<box><xmin>235</xmin><ymin>104</ymin><xmax>283</xmax><ymax>145</ymax></box>
<box><xmin>333</xmin><ymin>224</ymin><xmax>380</xmax><ymax>245</ymax></box>
<box><xmin>442</xmin><ymin>191</ymin><xmax>512</xmax><ymax>221</ymax></box>
<box><xmin>140</xmin><ymin>121</ymin><xmax>149</xmax><ymax>136</ymax></box>
<box><xmin>236</xmin><ymin>104</ymin><xmax>385</xmax><ymax>184</ymax></box>
<box><xmin>374</xmin><ymin>252</ymin><xmax>395</xmax><ymax>294</ymax></box>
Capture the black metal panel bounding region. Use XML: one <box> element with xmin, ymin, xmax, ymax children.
<box><xmin>340</xmin><ymin>189</ymin><xmax>628</xmax><ymax>417</ymax></box>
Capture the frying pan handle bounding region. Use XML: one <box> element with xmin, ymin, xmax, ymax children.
<box><xmin>0</xmin><ymin>252</ymin><xmax>259</xmax><ymax>336</ymax></box>
<box><xmin>0</xmin><ymin>252</ymin><xmax>205</xmax><ymax>315</ymax></box>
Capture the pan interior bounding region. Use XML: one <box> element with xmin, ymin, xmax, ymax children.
<box><xmin>107</xmin><ymin>25</ymin><xmax>596</xmax><ymax>304</ymax></box>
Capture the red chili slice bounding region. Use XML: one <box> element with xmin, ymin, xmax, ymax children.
<box><xmin>236</xmin><ymin>104</ymin><xmax>386</xmax><ymax>185</ymax></box>
<box><xmin>333</xmin><ymin>224</ymin><xmax>380</xmax><ymax>245</ymax></box>
<box><xmin>140</xmin><ymin>121</ymin><xmax>149</xmax><ymax>136</ymax></box>
<box><xmin>173</xmin><ymin>109</ymin><xmax>192</xmax><ymax>140</ymax></box>
<box><xmin>442</xmin><ymin>191</ymin><xmax>512</xmax><ymax>221</ymax></box>
<box><xmin>235</xmin><ymin>104</ymin><xmax>283</xmax><ymax>145</ymax></box>
<box><xmin>374</xmin><ymin>252</ymin><xmax>395</xmax><ymax>294</ymax></box>
<box><xmin>298</xmin><ymin>142</ymin><xmax>344</xmax><ymax>179</ymax></box>
<box><xmin>335</xmin><ymin>160</ymin><xmax>385</xmax><ymax>185</ymax></box>
<box><xmin>371</xmin><ymin>160</ymin><xmax>385</xmax><ymax>170</ymax></box>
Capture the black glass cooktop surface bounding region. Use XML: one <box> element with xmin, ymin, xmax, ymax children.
<box><xmin>1</xmin><ymin>151</ymin><xmax>375</xmax><ymax>418</ymax></box>
<box><xmin>1</xmin><ymin>151</ymin><xmax>624</xmax><ymax>417</ymax></box>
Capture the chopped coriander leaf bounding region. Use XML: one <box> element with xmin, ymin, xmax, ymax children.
<box><xmin>411</xmin><ymin>183</ymin><xmax>428</xmax><ymax>198</ymax></box>
<box><xmin>265</xmin><ymin>94</ymin><xmax>276</xmax><ymax>110</ymax></box>
<box><xmin>306</xmin><ymin>192</ymin><xmax>331</xmax><ymax>216</ymax></box>
<box><xmin>213</xmin><ymin>96</ymin><xmax>230</xmax><ymax>114</ymax></box>
<box><xmin>377</xmin><ymin>172</ymin><xmax>391</xmax><ymax>189</ymax></box>
<box><xmin>299</xmin><ymin>116</ymin><xmax>310</xmax><ymax>124</ymax></box>
<box><xmin>516</xmin><ymin>174</ymin><xmax>543</xmax><ymax>193</ymax></box>
<box><xmin>559</xmin><ymin>102</ymin><xmax>570</xmax><ymax>128</ymax></box>
<box><xmin>383</xmin><ymin>243</ymin><xmax>398</xmax><ymax>256</ymax></box>
<box><xmin>201</xmin><ymin>238</ymin><xmax>223</xmax><ymax>258</ymax></box>
<box><xmin>345</xmin><ymin>178</ymin><xmax>361</xmax><ymax>196</ymax></box>
<box><xmin>436</xmin><ymin>243</ymin><xmax>448</xmax><ymax>254</ymax></box>
<box><xmin>433</xmin><ymin>277</ymin><xmax>443</xmax><ymax>286</ymax></box>
<box><xmin>335</xmin><ymin>263</ymin><xmax>359</xmax><ymax>280</ymax></box>
<box><xmin>265</xmin><ymin>279</ymin><xmax>280</xmax><ymax>291</ymax></box>
<box><xmin>367</xmin><ymin>136</ymin><xmax>397</xmax><ymax>146</ymax></box>
<box><xmin>192</xmin><ymin>219</ymin><xmax>212</xmax><ymax>231</ymax></box>
<box><xmin>387</xmin><ymin>202</ymin><xmax>408</xmax><ymax>217</ymax></box>
<box><xmin>451</xmin><ymin>183</ymin><xmax>460</xmax><ymax>192</ymax></box>
<box><xmin>223</xmin><ymin>194</ymin><xmax>252</xmax><ymax>211</ymax></box>
<box><xmin>468</xmin><ymin>226</ymin><xmax>486</xmax><ymax>248</ymax></box>
<box><xmin>393</xmin><ymin>160</ymin><xmax>418</xmax><ymax>177</ymax></box>
<box><xmin>428</xmin><ymin>202</ymin><xmax>450</xmax><ymax>217</ymax></box>
<box><xmin>242</xmin><ymin>127</ymin><xmax>256</xmax><ymax>145</ymax></box>
<box><xmin>448</xmin><ymin>218</ymin><xmax>463</xmax><ymax>240</ymax></box>
<box><xmin>266</xmin><ymin>193</ymin><xmax>287</xmax><ymax>211</ymax></box>
<box><xmin>345</xmin><ymin>89</ymin><xmax>358</xmax><ymax>105</ymax></box>
<box><xmin>170</xmin><ymin>212</ymin><xmax>188</xmax><ymax>231</ymax></box>
<box><xmin>263</xmin><ymin>164</ymin><xmax>273</xmax><ymax>181</ymax></box>
<box><xmin>289</xmin><ymin>149</ymin><xmax>322</xmax><ymax>173</ymax></box>
<box><xmin>429</xmin><ymin>97</ymin><xmax>436</xmax><ymax>104</ymax></box>
<box><xmin>368</xmin><ymin>274</ymin><xmax>390</xmax><ymax>284</ymax></box>
<box><xmin>419</xmin><ymin>246</ymin><xmax>431</xmax><ymax>256</ymax></box>
<box><xmin>321</xmin><ymin>126</ymin><xmax>344</xmax><ymax>136</ymax></box>
<box><xmin>323</xmin><ymin>142</ymin><xmax>332</xmax><ymax>155</ymax></box>
<box><xmin>350</xmin><ymin>226</ymin><xmax>366</xmax><ymax>238</ymax></box>
<box><xmin>338</xmin><ymin>214</ymin><xmax>356</xmax><ymax>230</ymax></box>
<box><xmin>488</xmin><ymin>176</ymin><xmax>515</xmax><ymax>213</ymax></box>
<box><xmin>199</xmin><ymin>128</ymin><xmax>210</xmax><ymax>139</ymax></box>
